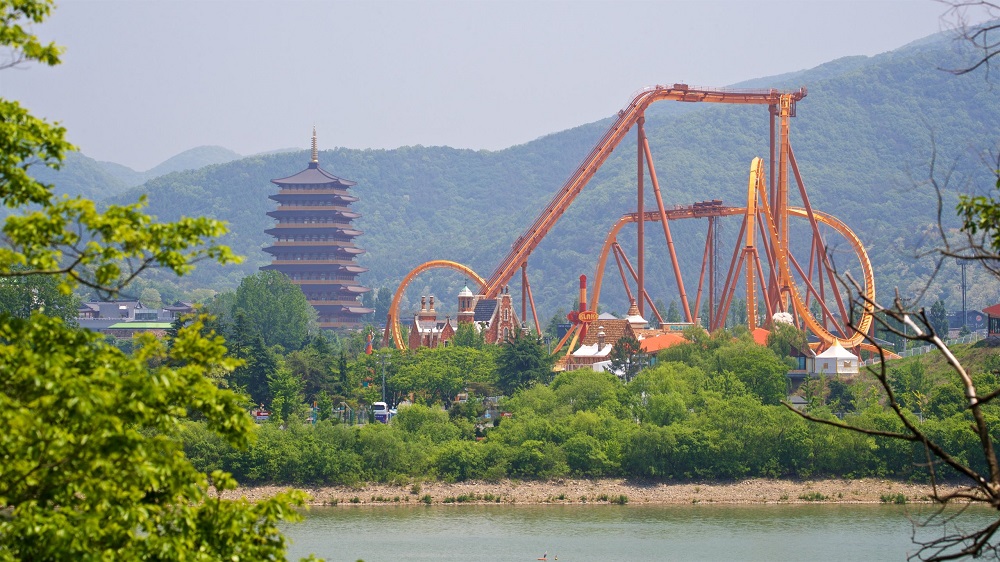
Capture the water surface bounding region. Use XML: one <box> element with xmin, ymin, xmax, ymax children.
<box><xmin>284</xmin><ymin>503</ymin><xmax>996</xmax><ymax>561</ymax></box>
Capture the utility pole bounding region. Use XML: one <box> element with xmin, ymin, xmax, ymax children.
<box><xmin>378</xmin><ymin>352</ymin><xmax>391</xmax><ymax>404</ymax></box>
<box><xmin>960</xmin><ymin>259</ymin><xmax>968</xmax><ymax>332</ymax></box>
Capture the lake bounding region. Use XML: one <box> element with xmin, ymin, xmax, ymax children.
<box><xmin>282</xmin><ymin>503</ymin><xmax>997</xmax><ymax>561</ymax></box>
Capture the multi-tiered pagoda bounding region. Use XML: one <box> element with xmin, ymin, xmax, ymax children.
<box><xmin>261</xmin><ymin>130</ymin><xmax>372</xmax><ymax>329</ymax></box>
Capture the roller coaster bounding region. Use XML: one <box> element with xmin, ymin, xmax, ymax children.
<box><xmin>384</xmin><ymin>84</ymin><xmax>877</xmax><ymax>355</ymax></box>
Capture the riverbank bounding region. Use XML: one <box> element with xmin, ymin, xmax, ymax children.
<box><xmin>225</xmin><ymin>478</ymin><xmax>966</xmax><ymax>506</ymax></box>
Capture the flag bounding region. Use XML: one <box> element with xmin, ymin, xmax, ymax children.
<box><xmin>365</xmin><ymin>331</ymin><xmax>373</xmax><ymax>355</ymax></box>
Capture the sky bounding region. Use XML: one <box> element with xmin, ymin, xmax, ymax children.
<box><xmin>0</xmin><ymin>0</ymin><xmax>973</xmax><ymax>171</ymax></box>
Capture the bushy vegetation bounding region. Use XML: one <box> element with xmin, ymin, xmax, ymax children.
<box><xmin>177</xmin><ymin>322</ymin><xmax>999</xmax><ymax>485</ymax></box>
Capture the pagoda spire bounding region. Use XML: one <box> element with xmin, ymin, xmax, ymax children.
<box><xmin>311</xmin><ymin>126</ymin><xmax>319</xmax><ymax>164</ymax></box>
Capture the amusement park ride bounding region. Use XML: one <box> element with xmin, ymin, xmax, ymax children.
<box><xmin>383</xmin><ymin>84</ymin><xmax>879</xmax><ymax>357</ymax></box>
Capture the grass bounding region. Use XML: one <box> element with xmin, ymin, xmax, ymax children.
<box><xmin>880</xmin><ymin>493</ymin><xmax>908</xmax><ymax>505</ymax></box>
<box><xmin>798</xmin><ymin>492</ymin><xmax>828</xmax><ymax>502</ymax></box>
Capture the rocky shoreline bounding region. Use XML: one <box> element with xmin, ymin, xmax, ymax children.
<box><xmin>223</xmin><ymin>478</ymin><xmax>966</xmax><ymax>506</ymax></box>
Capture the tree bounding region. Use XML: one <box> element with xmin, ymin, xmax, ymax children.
<box><xmin>451</xmin><ymin>321</ymin><xmax>484</xmax><ymax>348</ymax></box>
<box><xmin>0</xmin><ymin>264</ymin><xmax>79</xmax><ymax>322</ymax></box>
<box><xmin>666</xmin><ymin>300</ymin><xmax>681</xmax><ymax>323</ymax></box>
<box><xmin>766</xmin><ymin>321</ymin><xmax>808</xmax><ymax>360</ymax></box>
<box><xmin>929</xmin><ymin>299</ymin><xmax>950</xmax><ymax>337</ymax></box>
<box><xmin>268</xmin><ymin>366</ymin><xmax>307</xmax><ymax>424</ymax></box>
<box><xmin>651</xmin><ymin>298</ymin><xmax>667</xmax><ymax>329</ymax></box>
<box><xmin>0</xmin><ymin>3</ymin><xmax>305</xmax><ymax>557</ymax></box>
<box><xmin>392</xmin><ymin>348</ymin><xmax>464</xmax><ymax>407</ymax></box>
<box><xmin>232</xmin><ymin>270</ymin><xmax>315</xmax><ymax>351</ymax></box>
<box><xmin>139</xmin><ymin>286</ymin><xmax>163</xmax><ymax>310</ymax></box>
<box><xmin>609</xmin><ymin>334</ymin><xmax>646</xmax><ymax>383</ymax></box>
<box><xmin>714</xmin><ymin>341</ymin><xmax>788</xmax><ymax>405</ymax></box>
<box><xmin>495</xmin><ymin>330</ymin><xmax>555</xmax><ymax>395</ymax></box>
<box><xmin>373</xmin><ymin>286</ymin><xmax>392</xmax><ymax>324</ymax></box>
<box><xmin>286</xmin><ymin>347</ymin><xmax>334</xmax><ymax>402</ymax></box>
<box><xmin>940</xmin><ymin>1</ymin><xmax>1000</xmax><ymax>75</ymax></box>
<box><xmin>786</xmin><ymin>10</ymin><xmax>1000</xmax><ymax>547</ymax></box>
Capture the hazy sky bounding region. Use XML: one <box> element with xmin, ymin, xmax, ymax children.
<box><xmin>0</xmin><ymin>0</ymin><xmax>967</xmax><ymax>170</ymax></box>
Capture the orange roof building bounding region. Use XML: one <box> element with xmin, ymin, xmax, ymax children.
<box><xmin>640</xmin><ymin>332</ymin><xmax>688</xmax><ymax>354</ymax></box>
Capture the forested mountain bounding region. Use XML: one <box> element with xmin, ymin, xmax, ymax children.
<box><xmin>31</xmin><ymin>145</ymin><xmax>244</xmax><ymax>198</ymax></box>
<box><xmin>29</xmin><ymin>151</ymin><xmax>131</xmax><ymax>201</ymax></box>
<box><xmin>84</xmin><ymin>27</ymin><xmax>999</xmax><ymax>321</ymax></box>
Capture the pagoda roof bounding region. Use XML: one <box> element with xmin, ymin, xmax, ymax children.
<box><xmin>264</xmin><ymin>226</ymin><xmax>362</xmax><ymax>237</ymax></box>
<box><xmin>260</xmin><ymin>262</ymin><xmax>368</xmax><ymax>273</ymax></box>
<box><xmin>262</xmin><ymin>243</ymin><xmax>362</xmax><ymax>254</ymax></box>
<box><xmin>340</xmin><ymin>285</ymin><xmax>370</xmax><ymax>294</ymax></box>
<box><xmin>310</xmin><ymin>304</ymin><xmax>374</xmax><ymax>314</ymax></box>
<box><xmin>269</xmin><ymin>193</ymin><xmax>358</xmax><ymax>203</ymax></box>
<box><xmin>271</xmin><ymin>162</ymin><xmax>356</xmax><ymax>187</ymax></box>
<box><xmin>266</xmin><ymin>209</ymin><xmax>361</xmax><ymax>219</ymax></box>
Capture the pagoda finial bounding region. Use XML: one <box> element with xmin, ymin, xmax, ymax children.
<box><xmin>310</xmin><ymin>126</ymin><xmax>318</xmax><ymax>164</ymax></box>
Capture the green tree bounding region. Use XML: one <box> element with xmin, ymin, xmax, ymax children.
<box><xmin>268</xmin><ymin>366</ymin><xmax>307</xmax><ymax>424</ymax></box>
<box><xmin>316</xmin><ymin>390</ymin><xmax>334</xmax><ymax>421</ymax></box>
<box><xmin>232</xmin><ymin>270</ymin><xmax>315</xmax><ymax>351</ymax></box>
<box><xmin>335</xmin><ymin>351</ymin><xmax>350</xmax><ymax>401</ymax></box>
<box><xmin>929</xmin><ymin>299</ymin><xmax>949</xmax><ymax>338</ymax></box>
<box><xmin>608</xmin><ymin>334</ymin><xmax>646</xmax><ymax>382</ymax></box>
<box><xmin>0</xmin><ymin>3</ymin><xmax>306</xmax><ymax>558</ymax></box>
<box><xmin>766</xmin><ymin>321</ymin><xmax>808</xmax><ymax>360</ymax></box>
<box><xmin>286</xmin><ymin>347</ymin><xmax>333</xmax><ymax>402</ymax></box>
<box><xmin>495</xmin><ymin>330</ymin><xmax>555</xmax><ymax>395</ymax></box>
<box><xmin>139</xmin><ymin>286</ymin><xmax>163</xmax><ymax>310</ymax></box>
<box><xmin>0</xmin><ymin>264</ymin><xmax>80</xmax><ymax>322</ymax></box>
<box><xmin>228</xmin><ymin>316</ymin><xmax>279</xmax><ymax>405</ymax></box>
<box><xmin>650</xmin><ymin>298</ymin><xmax>667</xmax><ymax>329</ymax></box>
<box><xmin>451</xmin><ymin>321</ymin><xmax>485</xmax><ymax>348</ymax></box>
<box><xmin>666</xmin><ymin>300</ymin><xmax>681</xmax><ymax>322</ymax></box>
<box><xmin>392</xmin><ymin>347</ymin><xmax>465</xmax><ymax>406</ymax></box>
<box><xmin>713</xmin><ymin>341</ymin><xmax>789</xmax><ymax>405</ymax></box>
<box><xmin>373</xmin><ymin>286</ymin><xmax>392</xmax><ymax>324</ymax></box>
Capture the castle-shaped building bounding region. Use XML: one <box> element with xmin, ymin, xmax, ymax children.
<box><xmin>408</xmin><ymin>286</ymin><xmax>523</xmax><ymax>349</ymax></box>
<box><xmin>261</xmin><ymin>130</ymin><xmax>372</xmax><ymax>329</ymax></box>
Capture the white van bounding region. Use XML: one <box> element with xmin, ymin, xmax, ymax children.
<box><xmin>373</xmin><ymin>401</ymin><xmax>390</xmax><ymax>423</ymax></box>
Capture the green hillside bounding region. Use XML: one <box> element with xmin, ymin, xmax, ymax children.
<box><xmin>29</xmin><ymin>151</ymin><xmax>131</xmax><ymax>201</ymax></box>
<box><xmin>31</xmin><ymin>145</ymin><xmax>245</xmax><ymax>197</ymax></box>
<box><xmin>94</xmin><ymin>28</ymin><xmax>999</xmax><ymax>323</ymax></box>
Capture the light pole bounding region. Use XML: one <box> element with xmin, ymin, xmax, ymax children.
<box><xmin>959</xmin><ymin>258</ymin><xmax>969</xmax><ymax>332</ymax></box>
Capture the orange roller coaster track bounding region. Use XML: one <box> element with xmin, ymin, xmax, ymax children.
<box><xmin>387</xmin><ymin>83</ymin><xmax>876</xmax><ymax>354</ymax></box>
<box><xmin>587</xmin><ymin>159</ymin><xmax>875</xmax><ymax>350</ymax></box>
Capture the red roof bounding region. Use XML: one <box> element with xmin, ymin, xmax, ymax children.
<box><xmin>984</xmin><ymin>303</ymin><xmax>1000</xmax><ymax>317</ymax></box>
<box><xmin>640</xmin><ymin>332</ymin><xmax>687</xmax><ymax>353</ymax></box>
<box><xmin>752</xmin><ymin>327</ymin><xmax>770</xmax><ymax>346</ymax></box>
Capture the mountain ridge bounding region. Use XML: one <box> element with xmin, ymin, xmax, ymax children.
<box><xmin>52</xmin><ymin>27</ymin><xmax>1000</xmax><ymax>322</ymax></box>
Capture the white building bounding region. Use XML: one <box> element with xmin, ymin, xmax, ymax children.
<box><xmin>810</xmin><ymin>340</ymin><xmax>859</xmax><ymax>378</ymax></box>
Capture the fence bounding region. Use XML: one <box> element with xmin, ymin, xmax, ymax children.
<box><xmin>861</xmin><ymin>331</ymin><xmax>986</xmax><ymax>366</ymax></box>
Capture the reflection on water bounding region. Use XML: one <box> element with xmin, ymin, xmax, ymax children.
<box><xmin>283</xmin><ymin>503</ymin><xmax>996</xmax><ymax>562</ymax></box>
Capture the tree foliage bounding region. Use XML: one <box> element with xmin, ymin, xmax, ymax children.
<box><xmin>0</xmin><ymin>264</ymin><xmax>79</xmax><ymax>322</ymax></box>
<box><xmin>495</xmin><ymin>330</ymin><xmax>554</xmax><ymax>395</ymax></box>
<box><xmin>231</xmin><ymin>270</ymin><xmax>315</xmax><ymax>351</ymax></box>
<box><xmin>608</xmin><ymin>334</ymin><xmax>645</xmax><ymax>383</ymax></box>
<box><xmin>0</xmin><ymin>2</ymin><xmax>307</xmax><ymax>558</ymax></box>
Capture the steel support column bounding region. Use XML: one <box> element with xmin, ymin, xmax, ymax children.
<box><xmin>637</xmin><ymin>116</ymin><xmax>646</xmax><ymax>317</ymax></box>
